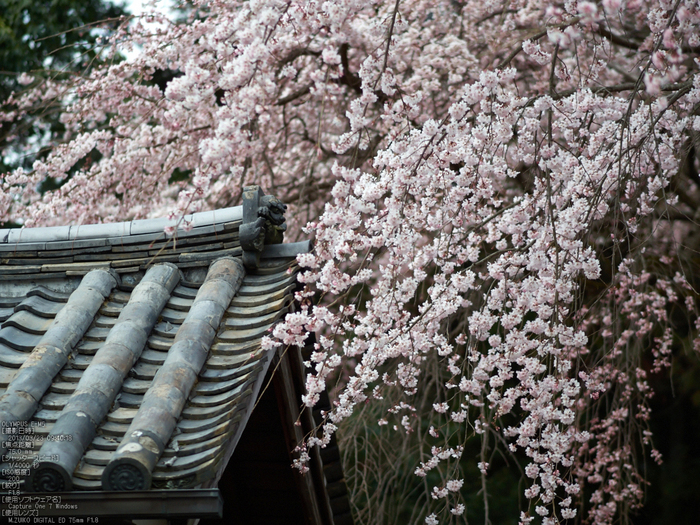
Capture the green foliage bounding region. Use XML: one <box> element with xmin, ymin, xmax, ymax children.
<box><xmin>0</xmin><ymin>0</ymin><xmax>125</xmax><ymax>93</ymax></box>
<box><xmin>337</xmin><ymin>349</ymin><xmax>525</xmax><ymax>525</ymax></box>
<box><xmin>634</xmin><ymin>351</ymin><xmax>700</xmax><ymax>524</ymax></box>
<box><xmin>0</xmin><ymin>0</ymin><xmax>126</xmax><ymax>175</ymax></box>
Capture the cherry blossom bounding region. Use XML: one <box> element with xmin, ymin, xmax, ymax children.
<box><xmin>2</xmin><ymin>0</ymin><xmax>700</xmax><ymax>523</ymax></box>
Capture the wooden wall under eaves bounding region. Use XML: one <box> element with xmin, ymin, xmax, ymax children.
<box><xmin>200</xmin><ymin>344</ymin><xmax>353</xmax><ymax>525</ymax></box>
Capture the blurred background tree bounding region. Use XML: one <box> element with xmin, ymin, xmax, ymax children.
<box><xmin>0</xmin><ymin>0</ymin><xmax>126</xmax><ymax>202</ymax></box>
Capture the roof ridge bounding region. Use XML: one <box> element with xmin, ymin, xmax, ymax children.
<box><xmin>1</xmin><ymin>206</ymin><xmax>244</xmax><ymax>245</ymax></box>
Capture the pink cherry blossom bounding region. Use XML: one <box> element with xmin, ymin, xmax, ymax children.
<box><xmin>2</xmin><ymin>0</ymin><xmax>699</xmax><ymax>523</ymax></box>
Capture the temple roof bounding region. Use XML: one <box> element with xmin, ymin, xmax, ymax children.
<box><xmin>0</xmin><ymin>199</ymin><xmax>307</xmax><ymax>492</ymax></box>
<box><xmin>0</xmin><ymin>189</ymin><xmax>353</xmax><ymax>525</ymax></box>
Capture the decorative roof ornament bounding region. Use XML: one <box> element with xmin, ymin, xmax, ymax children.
<box><xmin>239</xmin><ymin>185</ymin><xmax>288</xmax><ymax>271</ymax></box>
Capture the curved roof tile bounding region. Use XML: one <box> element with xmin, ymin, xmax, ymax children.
<box><xmin>0</xmin><ymin>205</ymin><xmax>306</xmax><ymax>492</ymax></box>
<box><xmin>0</xmin><ymin>196</ymin><xmax>351</xmax><ymax>525</ymax></box>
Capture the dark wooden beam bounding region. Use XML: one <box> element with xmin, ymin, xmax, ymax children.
<box><xmin>272</xmin><ymin>347</ymin><xmax>334</xmax><ymax>525</ymax></box>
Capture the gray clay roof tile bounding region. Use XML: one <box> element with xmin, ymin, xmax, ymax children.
<box><xmin>0</xmin><ymin>207</ymin><xmax>309</xmax><ymax>494</ymax></box>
